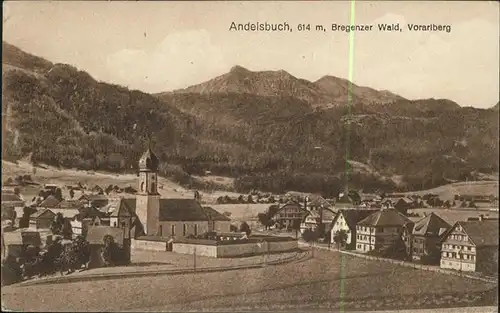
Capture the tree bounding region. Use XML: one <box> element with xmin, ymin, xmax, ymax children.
<box><xmin>257</xmin><ymin>213</ymin><xmax>271</xmax><ymax>230</ymax></box>
<box><xmin>239</xmin><ymin>221</ymin><xmax>251</xmax><ymax>236</ymax></box>
<box><xmin>105</xmin><ymin>184</ymin><xmax>114</xmax><ymax>195</ymax></box>
<box><xmin>102</xmin><ymin>235</ymin><xmax>116</xmax><ymax>267</ymax></box>
<box><xmin>302</xmin><ymin>229</ymin><xmax>319</xmax><ymax>242</ymax></box>
<box><xmin>19</xmin><ymin>206</ymin><xmax>37</xmax><ymax>228</ymax></box>
<box><xmin>61</xmin><ymin>219</ymin><xmax>73</xmax><ymax>240</ymax></box>
<box><xmin>54</xmin><ymin>187</ymin><xmax>64</xmax><ymax>201</ymax></box>
<box><xmin>229</xmin><ymin>224</ymin><xmax>238</xmax><ymax>232</ymax></box>
<box><xmin>50</xmin><ymin>213</ymin><xmax>65</xmax><ymax>235</ymax></box>
<box><xmin>333</xmin><ymin>229</ymin><xmax>348</xmax><ymax>249</ymax></box>
<box><xmin>247</xmin><ymin>195</ymin><xmax>254</xmax><ymax>204</ymax></box>
<box><xmin>60</xmin><ymin>235</ymin><xmax>90</xmax><ymax>274</ymax></box>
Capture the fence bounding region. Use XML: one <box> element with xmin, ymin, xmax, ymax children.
<box><xmin>298</xmin><ymin>242</ymin><xmax>496</xmax><ymax>283</ymax></box>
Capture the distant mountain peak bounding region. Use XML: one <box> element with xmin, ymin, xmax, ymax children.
<box><xmin>230</xmin><ymin>65</ymin><xmax>251</xmax><ymax>73</ymax></box>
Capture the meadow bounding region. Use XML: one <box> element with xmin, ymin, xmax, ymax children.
<box><xmin>2</xmin><ymin>249</ymin><xmax>496</xmax><ymax>312</ymax></box>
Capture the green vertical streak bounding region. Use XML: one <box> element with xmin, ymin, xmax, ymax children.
<box><xmin>340</xmin><ymin>1</ymin><xmax>356</xmax><ymax>312</ymax></box>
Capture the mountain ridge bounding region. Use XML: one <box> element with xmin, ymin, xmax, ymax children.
<box><xmin>2</xmin><ymin>41</ymin><xmax>499</xmax><ymax>197</ymax></box>
<box><xmin>165</xmin><ymin>65</ymin><xmax>407</xmax><ymax>108</ymax></box>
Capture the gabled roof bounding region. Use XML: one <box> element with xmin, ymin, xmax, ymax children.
<box><xmin>158</xmin><ymin>199</ymin><xmax>208</xmax><ymax>221</ymax></box>
<box><xmin>358</xmin><ymin>209</ymin><xmax>412</xmax><ymax>227</ymax></box>
<box><xmin>1</xmin><ymin>192</ymin><xmax>24</xmax><ymax>203</ymax></box>
<box><xmin>38</xmin><ymin>195</ymin><xmax>61</xmax><ymax>208</ymax></box>
<box><xmin>50</xmin><ymin>208</ymin><xmax>80</xmax><ymax>219</ymax></box>
<box><xmin>202</xmin><ymin>206</ymin><xmax>231</xmax><ymax>221</ymax></box>
<box><xmin>307</xmin><ymin>195</ymin><xmax>333</xmax><ymax>208</ymax></box>
<box><xmin>2</xmin><ymin>231</ymin><xmax>42</xmax><ymax>246</ymax></box>
<box><xmin>395</xmin><ymin>197</ymin><xmax>414</xmax><ymax>204</ymax></box>
<box><xmin>334</xmin><ymin>209</ymin><xmax>377</xmax><ymax>229</ymax></box>
<box><xmin>455</xmin><ymin>220</ymin><xmax>499</xmax><ymax>247</ymax></box>
<box><xmin>31</xmin><ymin>208</ymin><xmax>56</xmax><ymax>219</ymax></box>
<box><xmin>57</xmin><ymin>199</ymin><xmax>85</xmax><ymax>210</ymax></box>
<box><xmin>86</xmin><ymin>226</ymin><xmax>125</xmax><ymax>245</ymax></box>
<box><xmin>412</xmin><ymin>212</ymin><xmax>451</xmax><ymax>237</ymax></box>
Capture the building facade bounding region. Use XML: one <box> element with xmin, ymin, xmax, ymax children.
<box><xmin>330</xmin><ymin>210</ymin><xmax>375</xmax><ymax>249</ymax></box>
<box><xmin>402</xmin><ymin>212</ymin><xmax>450</xmax><ymax>264</ymax></box>
<box><xmin>273</xmin><ymin>201</ymin><xmax>308</xmax><ymax>229</ymax></box>
<box><xmin>356</xmin><ymin>209</ymin><xmax>412</xmax><ymax>253</ymax></box>
<box><xmin>440</xmin><ymin>220</ymin><xmax>498</xmax><ymax>274</ymax></box>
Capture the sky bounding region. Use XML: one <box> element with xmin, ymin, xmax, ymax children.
<box><xmin>3</xmin><ymin>1</ymin><xmax>499</xmax><ymax>108</ymax></box>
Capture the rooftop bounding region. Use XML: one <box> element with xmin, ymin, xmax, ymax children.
<box><xmin>358</xmin><ymin>209</ymin><xmax>412</xmax><ymax>227</ymax></box>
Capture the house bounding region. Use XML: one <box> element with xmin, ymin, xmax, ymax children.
<box><xmin>29</xmin><ymin>209</ymin><xmax>56</xmax><ymax>229</ymax></box>
<box><xmin>1</xmin><ymin>230</ymin><xmax>42</xmax><ymax>260</ymax></box>
<box><xmin>330</xmin><ymin>209</ymin><xmax>376</xmax><ymax>249</ymax></box>
<box><xmin>356</xmin><ymin>209</ymin><xmax>412</xmax><ymax>253</ymax></box>
<box><xmin>1</xmin><ymin>189</ymin><xmax>25</xmax><ymax>210</ymax></box>
<box><xmin>300</xmin><ymin>207</ymin><xmax>336</xmax><ymax>235</ymax></box>
<box><xmin>56</xmin><ymin>199</ymin><xmax>85</xmax><ymax>211</ymax></box>
<box><xmin>78</xmin><ymin>194</ymin><xmax>110</xmax><ymax>209</ymax></box>
<box><xmin>393</xmin><ymin>197</ymin><xmax>414</xmax><ymax>214</ymax></box>
<box><xmin>1</xmin><ymin>190</ymin><xmax>25</xmax><ymax>221</ymax></box>
<box><xmin>440</xmin><ymin>219</ymin><xmax>498</xmax><ymax>275</ymax></box>
<box><xmin>202</xmin><ymin>206</ymin><xmax>232</xmax><ymax>233</ymax></box>
<box><xmin>273</xmin><ymin>200</ymin><xmax>308</xmax><ymax>230</ymax></box>
<box><xmin>85</xmin><ymin>226</ymin><xmax>129</xmax><ymax>269</ymax></box>
<box><xmin>37</xmin><ymin>195</ymin><xmax>61</xmax><ymax>209</ymax></box>
<box><xmin>402</xmin><ymin>213</ymin><xmax>451</xmax><ymax>264</ymax></box>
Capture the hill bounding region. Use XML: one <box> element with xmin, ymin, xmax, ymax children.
<box><xmin>166</xmin><ymin>65</ymin><xmax>405</xmax><ymax>108</ymax></box>
<box><xmin>2</xmin><ymin>41</ymin><xmax>499</xmax><ymax>197</ymax></box>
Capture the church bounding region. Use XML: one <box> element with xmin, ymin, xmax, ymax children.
<box><xmin>125</xmin><ymin>147</ymin><xmax>231</xmax><ymax>239</ymax></box>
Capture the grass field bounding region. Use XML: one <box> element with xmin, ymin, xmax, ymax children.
<box><xmin>410</xmin><ymin>208</ymin><xmax>499</xmax><ymax>225</ymax></box>
<box><xmin>1</xmin><ymin>160</ymin><xmax>243</xmax><ymax>204</ymax></box>
<box><xmin>403</xmin><ymin>181</ymin><xmax>499</xmax><ymax>202</ymax></box>
<box><xmin>2</xmin><ymin>249</ymin><xmax>496</xmax><ymax>312</ymax></box>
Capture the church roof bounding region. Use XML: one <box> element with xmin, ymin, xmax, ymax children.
<box><xmin>110</xmin><ymin>197</ymin><xmax>225</xmax><ymax>222</ymax></box>
<box><xmin>158</xmin><ymin>199</ymin><xmax>208</xmax><ymax>221</ymax></box>
<box><xmin>139</xmin><ymin>148</ymin><xmax>159</xmax><ymax>171</ymax></box>
<box><xmin>202</xmin><ymin>206</ymin><xmax>231</xmax><ymax>221</ymax></box>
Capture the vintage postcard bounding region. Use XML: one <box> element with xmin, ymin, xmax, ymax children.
<box><xmin>1</xmin><ymin>1</ymin><xmax>498</xmax><ymax>312</ymax></box>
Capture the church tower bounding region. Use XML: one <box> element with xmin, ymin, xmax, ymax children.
<box><xmin>136</xmin><ymin>147</ymin><xmax>161</xmax><ymax>235</ymax></box>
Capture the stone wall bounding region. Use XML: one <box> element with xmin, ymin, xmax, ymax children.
<box><xmin>173</xmin><ymin>239</ymin><xmax>298</xmax><ymax>258</ymax></box>
<box><xmin>131</xmin><ymin>238</ymin><xmax>168</xmax><ymax>251</ymax></box>
<box><xmin>173</xmin><ymin>243</ymin><xmax>217</xmax><ymax>257</ymax></box>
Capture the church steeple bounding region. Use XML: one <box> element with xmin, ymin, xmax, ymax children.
<box><xmin>136</xmin><ymin>146</ymin><xmax>161</xmax><ymax>235</ymax></box>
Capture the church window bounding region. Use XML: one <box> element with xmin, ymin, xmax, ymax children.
<box><xmin>140</xmin><ymin>182</ymin><xmax>144</xmax><ymax>192</ymax></box>
<box><xmin>171</xmin><ymin>225</ymin><xmax>175</xmax><ymax>236</ymax></box>
<box><xmin>183</xmin><ymin>224</ymin><xmax>187</xmax><ymax>236</ymax></box>
<box><xmin>159</xmin><ymin>225</ymin><xmax>163</xmax><ymax>236</ymax></box>
<box><xmin>194</xmin><ymin>224</ymin><xmax>198</xmax><ymax>236</ymax></box>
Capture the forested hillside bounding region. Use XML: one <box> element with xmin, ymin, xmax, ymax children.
<box><xmin>2</xmin><ymin>42</ymin><xmax>498</xmax><ymax>197</ymax></box>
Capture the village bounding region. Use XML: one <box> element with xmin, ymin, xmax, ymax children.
<box><xmin>1</xmin><ymin>147</ymin><xmax>499</xmax><ymax>293</ymax></box>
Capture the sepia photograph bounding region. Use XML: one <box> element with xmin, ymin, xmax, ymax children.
<box><xmin>1</xmin><ymin>1</ymin><xmax>499</xmax><ymax>312</ymax></box>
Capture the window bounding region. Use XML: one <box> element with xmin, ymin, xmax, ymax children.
<box><xmin>159</xmin><ymin>225</ymin><xmax>163</xmax><ymax>236</ymax></box>
<box><xmin>471</xmin><ymin>255</ymin><xmax>475</xmax><ymax>261</ymax></box>
<box><xmin>183</xmin><ymin>224</ymin><xmax>187</xmax><ymax>236</ymax></box>
<box><xmin>194</xmin><ymin>224</ymin><xmax>198</xmax><ymax>236</ymax></box>
<box><xmin>171</xmin><ymin>225</ymin><xmax>175</xmax><ymax>236</ymax></box>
